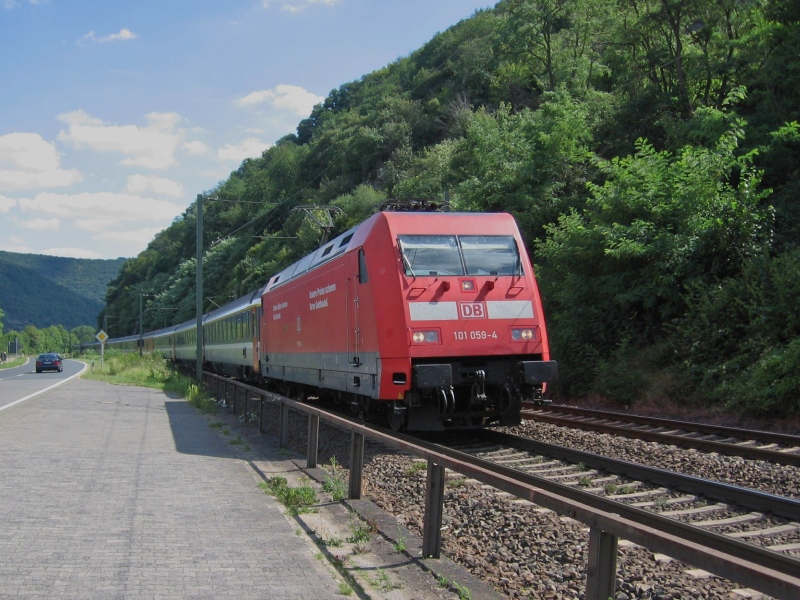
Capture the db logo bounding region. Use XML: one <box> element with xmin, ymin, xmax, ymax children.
<box><xmin>460</xmin><ymin>302</ymin><xmax>486</xmax><ymax>319</ymax></box>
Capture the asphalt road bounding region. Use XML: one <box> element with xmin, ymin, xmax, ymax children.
<box><xmin>0</xmin><ymin>357</ymin><xmax>86</xmax><ymax>413</ymax></box>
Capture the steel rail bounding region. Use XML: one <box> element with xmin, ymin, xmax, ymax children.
<box><xmin>422</xmin><ymin>431</ymin><xmax>800</xmax><ymax>580</ymax></box>
<box><xmin>263</xmin><ymin>388</ymin><xmax>800</xmax><ymax>581</ymax></box>
<box><xmin>530</xmin><ymin>403</ymin><xmax>800</xmax><ymax>445</ymax></box>
<box><xmin>476</xmin><ymin>430</ymin><xmax>800</xmax><ymax>520</ymax></box>
<box><xmin>204</xmin><ymin>373</ymin><xmax>800</xmax><ymax>600</ymax></box>
<box><xmin>523</xmin><ymin>404</ymin><xmax>800</xmax><ymax>467</ymax></box>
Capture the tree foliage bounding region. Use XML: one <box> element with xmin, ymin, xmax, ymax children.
<box><xmin>98</xmin><ymin>0</ymin><xmax>800</xmax><ymax>416</ymax></box>
<box><xmin>1</xmin><ymin>324</ymin><xmax>88</xmax><ymax>356</ymax></box>
<box><xmin>537</xmin><ymin>104</ymin><xmax>772</xmax><ymax>397</ymax></box>
<box><xmin>0</xmin><ymin>251</ymin><xmax>123</xmax><ymax>331</ymax></box>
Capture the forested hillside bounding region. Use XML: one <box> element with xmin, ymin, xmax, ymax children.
<box><xmin>104</xmin><ymin>0</ymin><xmax>800</xmax><ymax>416</ymax></box>
<box><xmin>0</xmin><ymin>251</ymin><xmax>125</xmax><ymax>330</ymax></box>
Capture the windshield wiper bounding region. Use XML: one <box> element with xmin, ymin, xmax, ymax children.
<box><xmin>399</xmin><ymin>244</ymin><xmax>417</xmax><ymax>280</ymax></box>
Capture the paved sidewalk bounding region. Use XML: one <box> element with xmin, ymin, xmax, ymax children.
<box><xmin>0</xmin><ymin>378</ymin><xmax>342</xmax><ymax>599</ymax></box>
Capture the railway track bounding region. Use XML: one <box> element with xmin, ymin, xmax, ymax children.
<box><xmin>209</xmin><ymin>374</ymin><xmax>800</xmax><ymax>598</ymax></box>
<box><xmin>430</xmin><ymin>429</ymin><xmax>800</xmax><ymax>579</ymax></box>
<box><xmin>522</xmin><ymin>403</ymin><xmax>800</xmax><ymax>467</ymax></box>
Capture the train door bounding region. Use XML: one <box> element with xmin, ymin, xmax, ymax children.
<box><xmin>346</xmin><ymin>248</ymin><xmax>368</xmax><ymax>367</ymax></box>
<box><xmin>251</xmin><ymin>306</ymin><xmax>260</xmax><ymax>374</ymax></box>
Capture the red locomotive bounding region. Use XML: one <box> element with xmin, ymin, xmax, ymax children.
<box><xmin>260</xmin><ymin>211</ymin><xmax>556</xmax><ymax>430</ymax></box>
<box><xmin>95</xmin><ymin>209</ymin><xmax>556</xmax><ymax>431</ymax></box>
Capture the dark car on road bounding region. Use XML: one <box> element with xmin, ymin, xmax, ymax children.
<box><xmin>36</xmin><ymin>353</ymin><xmax>63</xmax><ymax>373</ymax></box>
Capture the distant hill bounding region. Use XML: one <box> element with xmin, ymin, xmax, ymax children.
<box><xmin>0</xmin><ymin>251</ymin><xmax>125</xmax><ymax>331</ymax></box>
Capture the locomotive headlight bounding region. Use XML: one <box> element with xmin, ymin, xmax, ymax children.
<box><xmin>511</xmin><ymin>327</ymin><xmax>535</xmax><ymax>341</ymax></box>
<box><xmin>412</xmin><ymin>330</ymin><xmax>440</xmax><ymax>344</ymax></box>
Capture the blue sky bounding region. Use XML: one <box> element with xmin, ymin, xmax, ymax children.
<box><xmin>0</xmin><ymin>0</ymin><xmax>495</xmax><ymax>260</ymax></box>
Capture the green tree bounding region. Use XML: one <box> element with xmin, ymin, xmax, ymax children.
<box><xmin>499</xmin><ymin>0</ymin><xmax>613</xmax><ymax>98</ymax></box>
<box><xmin>537</xmin><ymin>108</ymin><xmax>771</xmax><ymax>398</ymax></box>
<box><xmin>450</xmin><ymin>87</ymin><xmax>597</xmax><ymax>239</ymax></box>
<box><xmin>72</xmin><ymin>326</ymin><xmax>97</xmax><ymax>344</ymax></box>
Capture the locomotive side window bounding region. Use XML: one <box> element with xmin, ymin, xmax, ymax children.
<box><xmin>460</xmin><ymin>236</ymin><xmax>522</xmax><ymax>276</ymax></box>
<box><xmin>397</xmin><ymin>235</ymin><xmax>464</xmax><ymax>276</ymax></box>
<box><xmin>358</xmin><ymin>248</ymin><xmax>369</xmax><ymax>283</ymax></box>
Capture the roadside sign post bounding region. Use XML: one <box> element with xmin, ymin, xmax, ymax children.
<box><xmin>96</xmin><ymin>330</ymin><xmax>109</xmax><ymax>371</ymax></box>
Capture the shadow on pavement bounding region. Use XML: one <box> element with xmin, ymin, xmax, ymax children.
<box><xmin>164</xmin><ymin>399</ymin><xmax>236</xmax><ymax>458</ymax></box>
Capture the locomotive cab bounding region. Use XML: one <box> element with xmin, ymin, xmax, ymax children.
<box><xmin>384</xmin><ymin>220</ymin><xmax>557</xmax><ymax>430</ymax></box>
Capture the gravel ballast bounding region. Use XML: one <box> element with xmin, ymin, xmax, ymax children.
<box><xmin>251</xmin><ymin>403</ymin><xmax>800</xmax><ymax>599</ymax></box>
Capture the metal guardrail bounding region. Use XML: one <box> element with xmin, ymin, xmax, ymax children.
<box><xmin>203</xmin><ymin>373</ymin><xmax>800</xmax><ymax>600</ymax></box>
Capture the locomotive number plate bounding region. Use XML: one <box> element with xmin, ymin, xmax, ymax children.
<box><xmin>453</xmin><ymin>330</ymin><xmax>498</xmax><ymax>341</ymax></box>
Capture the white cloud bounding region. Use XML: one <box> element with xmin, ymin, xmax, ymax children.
<box><xmin>80</xmin><ymin>28</ymin><xmax>138</xmax><ymax>44</ymax></box>
<box><xmin>18</xmin><ymin>191</ymin><xmax>184</xmax><ymax>223</ymax></box>
<box><xmin>0</xmin><ymin>195</ymin><xmax>16</xmax><ymax>212</ymax></box>
<box><xmin>73</xmin><ymin>218</ymin><xmax>118</xmax><ymax>233</ymax></box>
<box><xmin>93</xmin><ymin>227</ymin><xmax>164</xmax><ymax>246</ymax></box>
<box><xmin>0</xmin><ymin>241</ymin><xmax>34</xmax><ymax>254</ymax></box>
<box><xmin>21</xmin><ymin>217</ymin><xmax>59</xmax><ymax>231</ymax></box>
<box><xmin>263</xmin><ymin>0</ymin><xmax>339</xmax><ymax>12</ymax></box>
<box><xmin>146</xmin><ymin>112</ymin><xmax>182</xmax><ymax>132</ymax></box>
<box><xmin>182</xmin><ymin>140</ymin><xmax>209</xmax><ymax>156</ymax></box>
<box><xmin>237</xmin><ymin>84</ymin><xmax>323</xmax><ymax>117</ymax></box>
<box><xmin>0</xmin><ymin>133</ymin><xmax>83</xmax><ymax>191</ymax></box>
<box><xmin>40</xmin><ymin>247</ymin><xmax>103</xmax><ymax>259</ymax></box>
<box><xmin>217</xmin><ymin>138</ymin><xmax>271</xmax><ymax>163</ymax></box>
<box><xmin>57</xmin><ymin>111</ymin><xmax>184</xmax><ymax>169</ymax></box>
<box><xmin>125</xmin><ymin>174</ymin><xmax>185</xmax><ymax>198</ymax></box>
<box><xmin>58</xmin><ymin>110</ymin><xmax>104</xmax><ymax>126</ymax></box>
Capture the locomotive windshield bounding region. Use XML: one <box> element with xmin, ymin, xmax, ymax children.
<box><xmin>461</xmin><ymin>236</ymin><xmax>521</xmax><ymax>275</ymax></box>
<box><xmin>398</xmin><ymin>235</ymin><xmax>463</xmax><ymax>275</ymax></box>
<box><xmin>398</xmin><ymin>235</ymin><xmax>521</xmax><ymax>277</ymax></box>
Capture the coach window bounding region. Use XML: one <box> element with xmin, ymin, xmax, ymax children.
<box><xmin>358</xmin><ymin>248</ymin><xmax>368</xmax><ymax>283</ymax></box>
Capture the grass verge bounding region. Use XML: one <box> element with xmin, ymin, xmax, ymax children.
<box><xmin>80</xmin><ymin>351</ymin><xmax>217</xmax><ymax>413</ymax></box>
<box><xmin>0</xmin><ymin>357</ymin><xmax>27</xmax><ymax>370</ymax></box>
